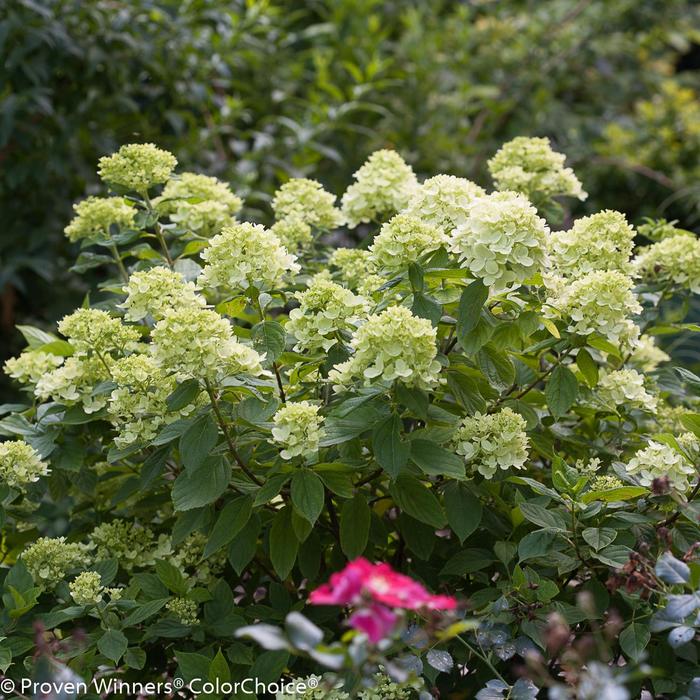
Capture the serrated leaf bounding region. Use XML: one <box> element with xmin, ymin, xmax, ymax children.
<box><xmin>457</xmin><ymin>280</ymin><xmax>489</xmax><ymax>334</ymax></box>
<box><xmin>98</xmin><ymin>629</ymin><xmax>128</xmax><ymax>664</ymax></box>
<box><xmin>205</xmin><ymin>496</ymin><xmax>253</xmax><ymax>557</ymax></box>
<box><xmin>372</xmin><ymin>413</ymin><xmax>409</xmax><ymax>479</ymax></box>
<box><xmin>269</xmin><ymin>507</ymin><xmax>298</xmax><ymax>579</ymax></box>
<box><xmin>252</xmin><ymin>321</ymin><xmax>286</xmax><ymax>363</ymax></box>
<box><xmin>575</xmin><ymin>348</ymin><xmax>599</xmax><ymax>387</ymax></box>
<box><xmin>620</xmin><ymin>623</ymin><xmax>650</xmax><ymax>662</ymax></box>
<box><xmin>443</xmin><ymin>482</ymin><xmax>482</xmax><ymax>543</ymax></box>
<box><xmin>390</xmin><ymin>475</ymin><xmax>446</xmax><ymax>528</ymax></box>
<box><xmin>179</xmin><ymin>413</ymin><xmax>218</xmax><ymax>472</ymax></box>
<box><xmin>410</xmin><ymin>439</ymin><xmax>465</xmax><ymax>479</ymax></box>
<box><xmin>340</xmin><ymin>494</ymin><xmax>370</xmax><ymax>559</ymax></box>
<box><xmin>545</xmin><ymin>365</ymin><xmax>578</xmax><ymax>417</ymax></box>
<box><xmin>290</xmin><ymin>470</ymin><xmax>325</xmax><ymax>524</ymax></box>
<box><xmin>581</xmin><ymin>527</ymin><xmax>617</xmax><ymax>552</ymax></box>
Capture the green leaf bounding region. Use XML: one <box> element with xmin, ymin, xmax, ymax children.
<box><xmin>320</xmin><ymin>404</ymin><xmax>388</xmax><ymax>446</ymax></box>
<box><xmin>176</xmin><ymin>650</ymin><xmax>212</xmax><ymax>683</ymax></box>
<box><xmin>518</xmin><ymin>529</ymin><xmax>557</xmax><ymax>561</ymax></box>
<box><xmin>204</xmin><ymin>495</ymin><xmax>253</xmax><ymax>557</ymax></box>
<box><xmin>340</xmin><ymin>494</ymin><xmax>370</xmax><ymax>559</ymax></box>
<box><xmin>98</xmin><ymin>629</ymin><xmax>128</xmax><ymax>664</ymax></box>
<box><xmin>477</xmin><ymin>344</ymin><xmax>515</xmax><ymax>391</ymax></box>
<box><xmin>167</xmin><ymin>379</ymin><xmax>201</xmax><ymax>411</ymax></box>
<box><xmin>457</xmin><ymin>280</ymin><xmax>489</xmax><ymax>335</ymax></box>
<box><xmin>519</xmin><ymin>502</ymin><xmax>566</xmax><ymax>530</ymax></box>
<box><xmin>410</xmin><ymin>439</ymin><xmax>465</xmax><ymax>479</ymax></box>
<box><xmin>444</xmin><ymin>482</ymin><xmax>482</xmax><ymax>543</ymax></box>
<box><xmin>390</xmin><ymin>475</ymin><xmax>446</xmax><ymax>528</ymax></box>
<box><xmin>575</xmin><ymin>348</ymin><xmax>599</xmax><ymax>388</ymax></box>
<box><xmin>179</xmin><ymin>413</ymin><xmax>218</xmax><ymax>472</ymax></box>
<box><xmin>680</xmin><ymin>412</ymin><xmax>700</xmax><ymax>439</ymax></box>
<box><xmin>122</xmin><ymin>598</ymin><xmax>170</xmax><ymax>626</ymax></box>
<box><xmin>269</xmin><ymin>507</ymin><xmax>299</xmax><ymax>579</ymax></box>
<box><xmin>209</xmin><ymin>648</ymin><xmax>231</xmax><ymax>683</ymax></box>
<box><xmin>619</xmin><ymin>622</ymin><xmax>650</xmax><ymax>662</ymax></box>
<box><xmin>594</xmin><ymin>545</ymin><xmax>633</xmax><ymax>567</ymax></box>
<box><xmin>228</xmin><ymin>514</ymin><xmax>261</xmax><ymax>575</ymax></box>
<box><xmin>545</xmin><ymin>365</ymin><xmax>578</xmax><ymax>417</ymax></box>
<box><xmin>155</xmin><ymin>559</ymin><xmax>188</xmax><ymax>596</ymax></box>
<box><xmin>582</xmin><ymin>486</ymin><xmax>647</xmax><ymax>504</ymax></box>
<box><xmin>372</xmin><ymin>413</ymin><xmax>409</xmax><ymax>479</ymax></box>
<box><xmin>252</xmin><ymin>321</ymin><xmax>286</xmax><ymax>363</ymax></box>
<box><xmin>412</xmin><ymin>292</ymin><xmax>442</xmax><ymax>326</ymax></box>
<box><xmin>172</xmin><ymin>456</ymin><xmax>230</xmax><ymax>511</ymax></box>
<box><xmin>582</xmin><ymin>527</ymin><xmax>617</xmax><ymax>551</ymax></box>
<box><xmin>291</xmin><ymin>470</ymin><xmax>325</xmax><ymax>524</ymax></box>
<box><xmin>124</xmin><ymin>647</ymin><xmax>146</xmax><ymax>670</ymax></box>
<box><xmin>441</xmin><ymin>548</ymin><xmax>494</xmax><ymax>575</ymax></box>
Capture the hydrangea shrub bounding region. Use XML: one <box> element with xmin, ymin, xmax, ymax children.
<box><xmin>1</xmin><ymin>139</ymin><xmax>699</xmax><ymax>698</ymax></box>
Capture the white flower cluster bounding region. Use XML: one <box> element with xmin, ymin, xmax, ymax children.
<box><xmin>369</xmin><ymin>214</ymin><xmax>447</xmax><ymax>272</ymax></box>
<box><xmin>4</xmin><ymin>351</ymin><xmax>63</xmax><ymax>387</ymax></box>
<box><xmin>98</xmin><ymin>143</ymin><xmax>177</xmax><ymax>193</ymax></box>
<box><xmin>89</xmin><ymin>519</ymin><xmax>169</xmax><ymax>571</ymax></box>
<box><xmin>35</xmin><ymin>355</ymin><xmax>111</xmax><ymax>413</ymax></box>
<box><xmin>69</xmin><ymin>571</ymin><xmax>103</xmax><ymax>606</ymax></box>
<box><xmin>272</xmin><ymin>178</ymin><xmax>343</xmax><ymax>229</ymax></box>
<box><xmin>272</xmin><ymin>401</ymin><xmax>325</xmax><ymax>460</ymax></box>
<box><xmin>452</xmin><ymin>408</ymin><xmax>529</xmax><ymax>479</ymax></box>
<box><xmin>22</xmin><ymin>537</ymin><xmax>88</xmax><ymax>585</ymax></box>
<box><xmin>329</xmin><ymin>248</ymin><xmax>378</xmax><ymax>289</ymax></box>
<box><xmin>151</xmin><ymin>307</ymin><xmax>266</xmax><ymax>382</ymax></box>
<box><xmin>596</xmin><ymin>369</ymin><xmax>658</xmax><ymax>413</ymax></box>
<box><xmin>545</xmin><ymin>270</ymin><xmax>641</xmax><ymax>347</ymax></box>
<box><xmin>487</xmin><ymin>136</ymin><xmax>586</xmax><ymax>200</ymax></box>
<box><xmin>402</xmin><ymin>174</ymin><xmax>485</xmax><ymax>234</ymax></box>
<box><xmin>199</xmin><ymin>222</ymin><xmax>300</xmax><ymax>293</ymax></box>
<box><xmin>626</xmin><ymin>441</ymin><xmax>695</xmax><ymax>492</ymax></box>
<box><xmin>287</xmin><ymin>277</ymin><xmax>368</xmax><ymax>352</ymax></box>
<box><xmin>57</xmin><ymin>308</ymin><xmax>140</xmax><ymax>356</ymax></box>
<box><xmin>549</xmin><ymin>210</ymin><xmax>635</xmax><ymax>279</ymax></box>
<box><xmin>329</xmin><ymin>306</ymin><xmax>441</xmax><ymax>390</ymax></box>
<box><xmin>271</xmin><ymin>216</ymin><xmax>313</xmax><ymax>251</ymax></box>
<box><xmin>341</xmin><ymin>150</ymin><xmax>418</xmax><ymax>227</ymax></box>
<box><xmin>630</xmin><ymin>335</ymin><xmax>670</xmax><ymax>372</ymax></box>
<box><xmin>449</xmin><ymin>191</ymin><xmax>549</xmax><ymax>293</ymax></box>
<box><xmin>121</xmin><ymin>267</ymin><xmax>205</xmax><ymax>322</ymax></box>
<box><xmin>64</xmin><ymin>196</ymin><xmax>136</xmax><ymax>242</ymax></box>
<box><xmin>0</xmin><ymin>440</ymin><xmax>50</xmax><ymax>491</ymax></box>
<box><xmin>633</xmin><ymin>232</ymin><xmax>700</xmax><ymax>293</ymax></box>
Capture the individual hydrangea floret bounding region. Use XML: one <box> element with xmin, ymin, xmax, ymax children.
<box><xmin>329</xmin><ymin>248</ymin><xmax>378</xmax><ymax>289</ymax></box>
<box><xmin>199</xmin><ymin>222</ymin><xmax>300</xmax><ymax>293</ymax></box>
<box><xmin>626</xmin><ymin>441</ymin><xmax>695</xmax><ymax>492</ymax></box>
<box><xmin>633</xmin><ymin>232</ymin><xmax>700</xmax><ymax>293</ymax></box>
<box><xmin>449</xmin><ymin>191</ymin><xmax>550</xmax><ymax>293</ymax></box>
<box><xmin>121</xmin><ymin>267</ymin><xmax>205</xmax><ymax>322</ymax></box>
<box><xmin>401</xmin><ymin>174</ymin><xmax>486</xmax><ymax>234</ymax></box>
<box><xmin>108</xmin><ymin>354</ymin><xmax>199</xmax><ymax>447</ymax></box>
<box><xmin>89</xmin><ymin>519</ymin><xmax>166</xmax><ymax>571</ymax></box>
<box><xmin>452</xmin><ymin>408</ymin><xmax>529</xmax><ymax>479</ymax></box>
<box><xmin>545</xmin><ymin>270</ymin><xmax>641</xmax><ymax>347</ymax></box>
<box><xmin>98</xmin><ymin>143</ymin><xmax>177</xmax><ymax>193</ymax></box>
<box><xmin>271</xmin><ymin>216</ymin><xmax>313</xmax><ymax>251</ymax></box>
<box><xmin>64</xmin><ymin>196</ymin><xmax>136</xmax><ymax>243</ymax></box>
<box><xmin>549</xmin><ymin>210</ymin><xmax>635</xmax><ymax>279</ymax></box>
<box><xmin>35</xmin><ymin>355</ymin><xmax>111</xmax><ymax>413</ymax></box>
<box><xmin>69</xmin><ymin>571</ymin><xmax>103</xmax><ymax>606</ymax></box>
<box><xmin>630</xmin><ymin>335</ymin><xmax>670</xmax><ymax>372</ymax></box>
<box><xmin>58</xmin><ymin>308</ymin><xmax>140</xmax><ymax>355</ymax></box>
<box><xmin>166</xmin><ymin>597</ymin><xmax>198</xmax><ymax>625</ymax></box>
<box><xmin>287</xmin><ymin>277</ymin><xmax>368</xmax><ymax>352</ymax></box>
<box><xmin>329</xmin><ymin>306</ymin><xmax>441</xmax><ymax>390</ymax></box>
<box><xmin>152</xmin><ymin>307</ymin><xmax>267</xmax><ymax>382</ymax></box>
<box><xmin>487</xmin><ymin>136</ymin><xmax>587</xmax><ymax>200</ymax></box>
<box><xmin>369</xmin><ymin>214</ymin><xmax>447</xmax><ymax>272</ymax></box>
<box><xmin>341</xmin><ymin>150</ymin><xmax>418</xmax><ymax>228</ymax></box>
<box><xmin>272</xmin><ymin>178</ymin><xmax>343</xmax><ymax>229</ymax></box>
<box><xmin>0</xmin><ymin>440</ymin><xmax>50</xmax><ymax>491</ymax></box>
<box><xmin>22</xmin><ymin>537</ymin><xmax>88</xmax><ymax>585</ymax></box>
<box><xmin>596</xmin><ymin>369</ymin><xmax>658</xmax><ymax>413</ymax></box>
<box><xmin>4</xmin><ymin>351</ymin><xmax>63</xmax><ymax>387</ymax></box>
<box><xmin>272</xmin><ymin>401</ymin><xmax>325</xmax><ymax>460</ymax></box>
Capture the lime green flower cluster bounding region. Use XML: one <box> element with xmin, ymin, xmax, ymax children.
<box><xmin>171</xmin><ymin>532</ymin><xmax>226</xmax><ymax>583</ymax></box>
<box><xmin>633</xmin><ymin>232</ymin><xmax>700</xmax><ymax>293</ymax></box>
<box><xmin>271</xmin><ymin>215</ymin><xmax>313</xmax><ymax>251</ymax></box>
<box><xmin>64</xmin><ymin>196</ymin><xmax>136</xmax><ymax>242</ymax></box>
<box><xmin>656</xmin><ymin>403</ymin><xmax>695</xmax><ymax>435</ymax></box>
<box><xmin>166</xmin><ymin>597</ymin><xmax>198</xmax><ymax>625</ymax></box>
<box><xmin>69</xmin><ymin>571</ymin><xmax>103</xmax><ymax>606</ymax></box>
<box><xmin>89</xmin><ymin>519</ymin><xmax>168</xmax><ymax>571</ymax></box>
<box><xmin>35</xmin><ymin>355</ymin><xmax>111</xmax><ymax>413</ymax></box>
<box><xmin>272</xmin><ymin>401</ymin><xmax>325</xmax><ymax>460</ymax></box>
<box><xmin>108</xmin><ymin>354</ymin><xmax>200</xmax><ymax>447</ymax></box>
<box><xmin>487</xmin><ymin>136</ymin><xmax>586</xmax><ymax>201</ymax></box>
<box><xmin>341</xmin><ymin>150</ymin><xmax>418</xmax><ymax>228</ymax></box>
<box><xmin>22</xmin><ymin>537</ymin><xmax>88</xmax><ymax>585</ymax></box>
<box><xmin>287</xmin><ymin>277</ymin><xmax>368</xmax><ymax>352</ymax></box>
<box><xmin>154</xmin><ymin>172</ymin><xmax>242</xmax><ymax>236</ymax></box>
<box><xmin>545</xmin><ymin>270</ymin><xmax>641</xmax><ymax>347</ymax></box>
<box><xmin>98</xmin><ymin>143</ymin><xmax>177</xmax><ymax>193</ymax></box>
<box><xmin>58</xmin><ymin>308</ymin><xmax>140</xmax><ymax>356</ymax></box>
<box><xmin>369</xmin><ymin>214</ymin><xmax>446</xmax><ymax>272</ymax></box>
<box><xmin>596</xmin><ymin>369</ymin><xmax>658</xmax><ymax>413</ymax></box>
<box><xmin>272</xmin><ymin>178</ymin><xmax>343</xmax><ymax>230</ymax></box>
<box><xmin>589</xmin><ymin>474</ymin><xmax>623</xmax><ymax>491</ymax></box>
<box><xmin>0</xmin><ymin>440</ymin><xmax>50</xmax><ymax>491</ymax></box>
<box><xmin>4</xmin><ymin>351</ymin><xmax>63</xmax><ymax>387</ymax></box>
<box><xmin>402</xmin><ymin>174</ymin><xmax>485</xmax><ymax>234</ymax></box>
<box><xmin>449</xmin><ymin>191</ymin><xmax>549</xmax><ymax>293</ymax></box>
<box><xmin>329</xmin><ymin>306</ymin><xmax>441</xmax><ymax>390</ymax></box>
<box><xmin>549</xmin><ymin>210</ymin><xmax>635</xmax><ymax>279</ymax></box>
<box><xmin>121</xmin><ymin>267</ymin><xmax>205</xmax><ymax>322</ymax></box>
<box><xmin>151</xmin><ymin>307</ymin><xmax>267</xmax><ymax>382</ymax></box>
<box><xmin>452</xmin><ymin>408</ymin><xmax>529</xmax><ymax>479</ymax></box>
<box><xmin>329</xmin><ymin>248</ymin><xmax>378</xmax><ymax>289</ymax></box>
<box><xmin>199</xmin><ymin>222</ymin><xmax>300</xmax><ymax>293</ymax></box>
<box><xmin>626</xmin><ymin>441</ymin><xmax>695</xmax><ymax>492</ymax></box>
<box><xmin>630</xmin><ymin>335</ymin><xmax>670</xmax><ymax>372</ymax></box>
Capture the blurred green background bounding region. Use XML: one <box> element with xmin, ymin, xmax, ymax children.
<box><xmin>2</xmin><ymin>0</ymin><xmax>700</xmax><ymax>400</ymax></box>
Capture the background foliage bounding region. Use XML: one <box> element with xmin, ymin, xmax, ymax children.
<box><xmin>3</xmin><ymin>0</ymin><xmax>700</xmax><ymax>399</ymax></box>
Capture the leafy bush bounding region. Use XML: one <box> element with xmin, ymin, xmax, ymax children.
<box><xmin>1</xmin><ymin>137</ymin><xmax>699</xmax><ymax>697</ymax></box>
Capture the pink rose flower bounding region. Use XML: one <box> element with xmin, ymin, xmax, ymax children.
<box><xmin>348</xmin><ymin>603</ymin><xmax>398</xmax><ymax>643</ymax></box>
